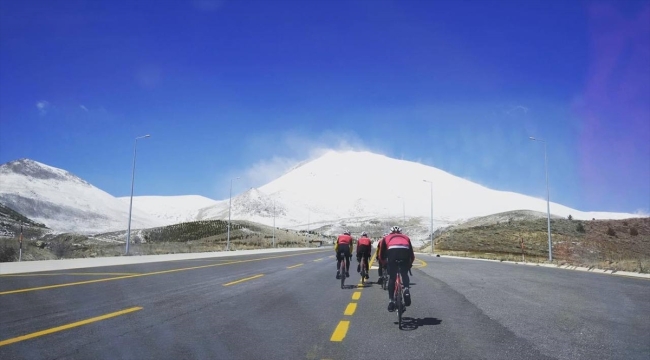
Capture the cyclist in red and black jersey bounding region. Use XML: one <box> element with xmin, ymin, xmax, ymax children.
<box><xmin>374</xmin><ymin>233</ymin><xmax>388</xmax><ymax>283</ymax></box>
<box><xmin>379</xmin><ymin>226</ymin><xmax>415</xmax><ymax>312</ymax></box>
<box><xmin>356</xmin><ymin>232</ymin><xmax>372</xmax><ymax>279</ymax></box>
<box><xmin>334</xmin><ymin>230</ymin><xmax>354</xmax><ymax>279</ymax></box>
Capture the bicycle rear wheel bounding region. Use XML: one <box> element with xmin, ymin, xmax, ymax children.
<box><xmin>340</xmin><ymin>259</ymin><xmax>346</xmax><ymax>289</ymax></box>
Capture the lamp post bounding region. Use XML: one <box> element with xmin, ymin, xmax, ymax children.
<box><xmin>423</xmin><ymin>180</ymin><xmax>433</xmax><ymax>254</ymax></box>
<box><xmin>125</xmin><ymin>134</ymin><xmax>150</xmax><ymax>255</ymax></box>
<box><xmin>272</xmin><ymin>199</ymin><xmax>276</xmax><ymax>248</ymax></box>
<box><xmin>226</xmin><ymin>177</ymin><xmax>239</xmax><ymax>251</ymax></box>
<box><xmin>529</xmin><ymin>136</ymin><xmax>552</xmax><ymax>261</ymax></box>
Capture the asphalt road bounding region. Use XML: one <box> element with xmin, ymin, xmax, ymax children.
<box><xmin>0</xmin><ymin>249</ymin><xmax>648</xmax><ymax>360</ymax></box>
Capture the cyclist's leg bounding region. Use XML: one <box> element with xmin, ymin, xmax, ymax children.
<box><xmin>386</xmin><ymin>255</ymin><xmax>397</xmax><ymax>301</ymax></box>
<box><xmin>394</xmin><ymin>249</ymin><xmax>412</xmax><ymax>305</ymax></box>
<box><xmin>345</xmin><ymin>249</ymin><xmax>351</xmax><ymax>276</ymax></box>
<box><xmin>363</xmin><ymin>251</ymin><xmax>370</xmax><ymax>277</ymax></box>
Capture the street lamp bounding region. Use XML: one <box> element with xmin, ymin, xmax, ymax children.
<box><xmin>125</xmin><ymin>134</ymin><xmax>150</xmax><ymax>255</ymax></box>
<box><xmin>226</xmin><ymin>177</ymin><xmax>239</xmax><ymax>251</ymax></box>
<box><xmin>423</xmin><ymin>180</ymin><xmax>433</xmax><ymax>254</ymax></box>
<box><xmin>529</xmin><ymin>136</ymin><xmax>552</xmax><ymax>261</ymax></box>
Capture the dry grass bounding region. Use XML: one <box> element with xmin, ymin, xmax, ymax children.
<box><xmin>420</xmin><ymin>216</ymin><xmax>650</xmax><ymax>273</ymax></box>
<box><xmin>1</xmin><ymin>219</ymin><xmax>319</xmax><ymax>262</ymax></box>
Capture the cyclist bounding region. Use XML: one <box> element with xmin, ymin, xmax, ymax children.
<box><xmin>356</xmin><ymin>231</ymin><xmax>372</xmax><ymax>279</ymax></box>
<box><xmin>334</xmin><ymin>230</ymin><xmax>354</xmax><ymax>279</ymax></box>
<box><xmin>379</xmin><ymin>226</ymin><xmax>415</xmax><ymax>312</ymax></box>
<box><xmin>374</xmin><ymin>233</ymin><xmax>388</xmax><ymax>284</ymax></box>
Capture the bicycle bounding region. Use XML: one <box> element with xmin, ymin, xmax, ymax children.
<box><xmin>393</xmin><ymin>260</ymin><xmax>407</xmax><ymax>329</ymax></box>
<box><xmin>339</xmin><ymin>252</ymin><xmax>348</xmax><ymax>289</ymax></box>
<box><xmin>381</xmin><ymin>264</ymin><xmax>389</xmax><ymax>291</ymax></box>
<box><xmin>359</xmin><ymin>257</ymin><xmax>369</xmax><ymax>285</ymax></box>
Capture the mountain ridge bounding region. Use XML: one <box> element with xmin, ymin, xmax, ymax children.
<box><xmin>0</xmin><ymin>152</ymin><xmax>642</xmax><ymax>237</ymax></box>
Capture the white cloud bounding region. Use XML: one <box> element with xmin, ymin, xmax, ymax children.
<box><xmin>505</xmin><ymin>105</ymin><xmax>529</xmax><ymax>115</ymax></box>
<box><xmin>80</xmin><ymin>105</ymin><xmax>89</xmax><ymax>112</ymax></box>
<box><xmin>36</xmin><ymin>100</ymin><xmax>50</xmax><ymax>115</ymax></box>
<box><xmin>213</xmin><ymin>130</ymin><xmax>386</xmax><ymax>199</ymax></box>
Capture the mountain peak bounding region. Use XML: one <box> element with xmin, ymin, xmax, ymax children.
<box><xmin>0</xmin><ymin>158</ymin><xmax>89</xmax><ymax>185</ymax></box>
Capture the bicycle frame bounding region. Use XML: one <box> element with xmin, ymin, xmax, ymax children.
<box><xmin>394</xmin><ymin>261</ymin><xmax>406</xmax><ymax>329</ymax></box>
<box><xmin>360</xmin><ymin>256</ymin><xmax>369</xmax><ymax>284</ymax></box>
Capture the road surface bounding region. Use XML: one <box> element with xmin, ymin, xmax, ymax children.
<box><xmin>1</xmin><ymin>249</ymin><xmax>648</xmax><ymax>359</ymax></box>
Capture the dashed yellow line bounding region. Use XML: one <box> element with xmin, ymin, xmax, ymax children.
<box><xmin>344</xmin><ymin>303</ymin><xmax>357</xmax><ymax>316</ymax></box>
<box><xmin>0</xmin><ymin>250</ymin><xmax>326</xmax><ymax>296</ymax></box>
<box><xmin>352</xmin><ymin>291</ymin><xmax>361</xmax><ymax>300</ymax></box>
<box><xmin>0</xmin><ymin>307</ymin><xmax>142</xmax><ymax>347</ymax></box>
<box><xmin>330</xmin><ymin>321</ymin><xmax>350</xmax><ymax>342</ymax></box>
<box><xmin>287</xmin><ymin>263</ymin><xmax>304</xmax><ymax>269</ymax></box>
<box><xmin>0</xmin><ymin>272</ymin><xmax>140</xmax><ymax>277</ymax></box>
<box><xmin>313</xmin><ymin>258</ymin><xmax>325</xmax><ymax>262</ymax></box>
<box><xmin>222</xmin><ymin>274</ymin><xmax>264</xmax><ymax>286</ymax></box>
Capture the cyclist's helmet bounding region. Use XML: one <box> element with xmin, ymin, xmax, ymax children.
<box><xmin>390</xmin><ymin>226</ymin><xmax>401</xmax><ymax>233</ymax></box>
<box><xmin>361</xmin><ymin>231</ymin><xmax>368</xmax><ymax>236</ymax></box>
<box><xmin>343</xmin><ymin>230</ymin><xmax>351</xmax><ymax>235</ymax></box>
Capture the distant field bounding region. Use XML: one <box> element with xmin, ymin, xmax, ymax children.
<box><xmin>419</xmin><ymin>212</ymin><xmax>650</xmax><ymax>273</ymax></box>
<box><xmin>0</xmin><ymin>219</ymin><xmax>328</xmax><ymax>261</ymax></box>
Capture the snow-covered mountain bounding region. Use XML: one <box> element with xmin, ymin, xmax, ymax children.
<box><xmin>197</xmin><ymin>150</ymin><xmax>641</xmax><ymax>235</ymax></box>
<box><xmin>117</xmin><ymin>195</ymin><xmax>220</xmax><ymax>224</ymax></box>
<box><xmin>0</xmin><ymin>152</ymin><xmax>641</xmax><ymax>237</ymax></box>
<box><xmin>0</xmin><ymin>159</ymin><xmax>163</xmax><ymax>234</ymax></box>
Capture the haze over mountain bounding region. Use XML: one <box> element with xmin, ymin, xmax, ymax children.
<box><xmin>198</xmin><ymin>151</ymin><xmax>640</xmax><ymax>230</ymax></box>
<box><xmin>0</xmin><ymin>152</ymin><xmax>641</xmax><ymax>236</ymax></box>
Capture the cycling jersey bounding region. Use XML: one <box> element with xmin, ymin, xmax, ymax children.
<box><xmin>357</xmin><ymin>236</ymin><xmax>371</xmax><ymax>247</ymax></box>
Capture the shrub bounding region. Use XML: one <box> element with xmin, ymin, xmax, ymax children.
<box><xmin>630</xmin><ymin>227</ymin><xmax>639</xmax><ymax>236</ymax></box>
<box><xmin>0</xmin><ymin>242</ymin><xmax>17</xmax><ymax>262</ymax></box>
<box><xmin>51</xmin><ymin>241</ymin><xmax>73</xmax><ymax>259</ymax></box>
<box><xmin>606</xmin><ymin>227</ymin><xmax>616</xmax><ymax>236</ymax></box>
<box><xmin>568</xmin><ymin>214</ymin><xmax>573</xmax><ymax>220</ymax></box>
<box><xmin>576</xmin><ymin>222</ymin><xmax>585</xmax><ymax>233</ymax></box>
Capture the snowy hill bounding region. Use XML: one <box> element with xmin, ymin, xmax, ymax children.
<box><xmin>0</xmin><ymin>159</ymin><xmax>163</xmax><ymax>234</ymax></box>
<box><xmin>196</xmin><ymin>151</ymin><xmax>640</xmax><ymax>240</ymax></box>
<box><xmin>118</xmin><ymin>195</ymin><xmax>220</xmax><ymax>225</ymax></box>
<box><xmin>0</xmin><ymin>152</ymin><xmax>640</xmax><ymax>238</ymax></box>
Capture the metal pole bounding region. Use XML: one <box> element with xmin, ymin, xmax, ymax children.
<box><xmin>272</xmin><ymin>200</ymin><xmax>276</xmax><ymax>248</ymax></box>
<box><xmin>126</xmin><ymin>138</ymin><xmax>140</xmax><ymax>255</ymax></box>
<box><xmin>423</xmin><ymin>180</ymin><xmax>434</xmax><ymax>254</ymax></box>
<box><xmin>227</xmin><ymin>178</ymin><xmax>233</xmax><ymax>251</ymax></box>
<box><xmin>125</xmin><ymin>134</ymin><xmax>149</xmax><ymax>255</ymax></box>
<box><xmin>544</xmin><ymin>141</ymin><xmax>552</xmax><ymax>261</ymax></box>
<box><xmin>402</xmin><ymin>197</ymin><xmax>405</xmax><ymax>223</ymax></box>
<box><xmin>19</xmin><ymin>223</ymin><xmax>23</xmax><ymax>262</ymax></box>
<box><xmin>530</xmin><ymin>137</ymin><xmax>552</xmax><ymax>262</ymax></box>
<box><xmin>429</xmin><ymin>182</ymin><xmax>433</xmax><ymax>254</ymax></box>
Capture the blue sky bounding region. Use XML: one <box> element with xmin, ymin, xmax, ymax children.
<box><xmin>1</xmin><ymin>0</ymin><xmax>648</xmax><ymax>214</ymax></box>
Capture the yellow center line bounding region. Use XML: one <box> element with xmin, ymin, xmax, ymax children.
<box><xmin>344</xmin><ymin>303</ymin><xmax>357</xmax><ymax>316</ymax></box>
<box><xmin>0</xmin><ymin>306</ymin><xmax>143</xmax><ymax>347</ymax></box>
<box><xmin>287</xmin><ymin>263</ymin><xmax>304</xmax><ymax>269</ymax></box>
<box><xmin>313</xmin><ymin>258</ymin><xmax>324</xmax><ymax>262</ymax></box>
<box><xmin>352</xmin><ymin>291</ymin><xmax>361</xmax><ymax>300</ymax></box>
<box><xmin>222</xmin><ymin>274</ymin><xmax>264</xmax><ymax>286</ymax></box>
<box><xmin>0</xmin><ymin>272</ymin><xmax>140</xmax><ymax>277</ymax></box>
<box><xmin>330</xmin><ymin>320</ymin><xmax>350</xmax><ymax>342</ymax></box>
<box><xmin>0</xmin><ymin>250</ymin><xmax>327</xmax><ymax>296</ymax></box>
